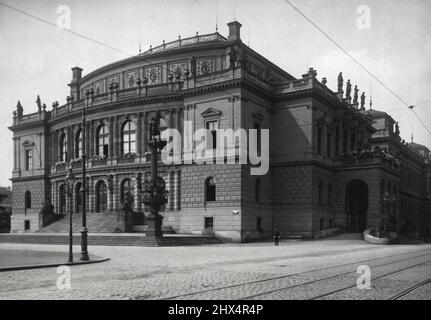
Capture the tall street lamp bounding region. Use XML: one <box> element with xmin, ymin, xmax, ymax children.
<box><xmin>142</xmin><ymin>111</ymin><xmax>168</xmax><ymax>241</ymax></box>
<box><xmin>80</xmin><ymin>88</ymin><xmax>94</xmax><ymax>261</ymax></box>
<box><xmin>65</xmin><ymin>168</ymin><xmax>75</xmax><ymax>263</ymax></box>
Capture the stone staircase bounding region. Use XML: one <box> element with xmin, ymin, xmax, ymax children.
<box><xmin>0</xmin><ymin>233</ymin><xmax>223</xmax><ymax>246</ymax></box>
<box><xmin>0</xmin><ymin>212</ymin><xmax>224</xmax><ymax>246</ymax></box>
<box><xmin>38</xmin><ymin>213</ymin><xmax>121</xmax><ymax>233</ymax></box>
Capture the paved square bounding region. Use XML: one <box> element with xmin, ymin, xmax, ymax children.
<box><xmin>1</xmin><ymin>235</ymin><xmax>430</xmax><ymax>300</ymax></box>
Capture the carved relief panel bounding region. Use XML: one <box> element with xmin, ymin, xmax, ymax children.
<box><xmin>197</xmin><ymin>59</ymin><xmax>215</xmax><ymax>75</ymax></box>
<box><xmin>144</xmin><ymin>66</ymin><xmax>161</xmax><ymax>85</ymax></box>
<box><xmin>168</xmin><ymin>61</ymin><xmax>188</xmax><ymax>80</ymax></box>
<box><xmin>125</xmin><ymin>70</ymin><xmax>139</xmax><ymax>89</ymax></box>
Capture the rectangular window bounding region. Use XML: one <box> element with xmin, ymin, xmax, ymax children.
<box><xmin>204</xmin><ymin>217</ymin><xmax>214</xmax><ymax>230</ymax></box>
<box><xmin>256</xmin><ymin>217</ymin><xmax>262</xmax><ymax>231</ymax></box>
<box><xmin>24</xmin><ymin>220</ymin><xmax>30</xmax><ymax>230</ymax></box>
<box><xmin>25</xmin><ymin>149</ymin><xmax>33</xmax><ymax>171</ymax></box>
<box><xmin>206</xmin><ymin>121</ymin><xmax>218</xmax><ymax>149</ymax></box>
<box><xmin>320</xmin><ymin>218</ymin><xmax>324</xmax><ymax>231</ymax></box>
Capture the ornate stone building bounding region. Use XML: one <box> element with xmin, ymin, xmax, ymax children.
<box><xmin>9</xmin><ymin>21</ymin><xmax>431</xmax><ymax>241</ymax></box>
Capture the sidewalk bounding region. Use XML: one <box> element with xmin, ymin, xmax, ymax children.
<box><xmin>0</xmin><ymin>248</ymin><xmax>109</xmax><ymax>272</ymax></box>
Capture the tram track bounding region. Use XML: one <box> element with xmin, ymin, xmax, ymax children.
<box><xmin>161</xmin><ymin>248</ymin><xmax>431</xmax><ymax>300</ymax></box>
<box><xmin>388</xmin><ymin>278</ymin><xmax>431</xmax><ymax>300</ymax></box>
<box><xmin>308</xmin><ymin>260</ymin><xmax>431</xmax><ymax>300</ymax></box>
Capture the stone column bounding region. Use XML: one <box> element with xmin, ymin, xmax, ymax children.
<box><xmin>112</xmin><ymin>174</ymin><xmax>119</xmax><ymax>211</ymax></box>
<box><xmin>114</xmin><ymin>116</ymin><xmax>120</xmax><ymax>157</ymax></box>
<box><xmin>107</xmin><ymin>181</ymin><xmax>113</xmax><ymax>212</ymax></box>
<box><xmin>142</xmin><ymin>112</ymin><xmax>148</xmax><ymax>154</ymax></box>
<box><xmin>174</xmin><ymin>170</ymin><xmax>181</xmax><ymax>211</ymax></box>
<box><xmin>88</xmin><ymin>176</ymin><xmax>94</xmax><ymax>213</ymax></box>
<box><xmin>133</xmin><ymin>176</ymin><xmax>139</xmax><ymax>211</ymax></box>
<box><xmin>85</xmin><ymin>122</ymin><xmax>91</xmax><ymax>159</ymax></box>
<box><xmin>137</xmin><ymin>113</ymin><xmax>142</xmax><ymax>156</ymax></box>
<box><xmin>67</xmin><ymin>126</ymin><xmax>72</xmax><ymax>162</ymax></box>
<box><xmin>53</xmin><ymin>131</ymin><xmax>58</xmax><ymax>163</ymax></box>
<box><xmin>109</xmin><ymin>117</ymin><xmax>114</xmax><ymax>158</ymax></box>
<box><xmin>13</xmin><ymin>137</ymin><xmax>17</xmax><ymax>171</ymax></box>
<box><xmin>167</xmin><ymin>171</ymin><xmax>174</xmax><ymax>211</ymax></box>
<box><xmin>52</xmin><ymin>181</ymin><xmax>57</xmax><ymax>213</ymax></box>
<box><xmin>89</xmin><ymin>121</ymin><xmax>95</xmax><ymax>157</ymax></box>
<box><xmin>135</xmin><ymin>173</ymin><xmax>142</xmax><ymax>212</ymax></box>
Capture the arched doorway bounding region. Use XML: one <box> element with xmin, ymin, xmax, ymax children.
<box><xmin>75</xmin><ymin>182</ymin><xmax>82</xmax><ymax>214</ymax></box>
<box><xmin>120</xmin><ymin>178</ymin><xmax>134</xmax><ymax>205</ymax></box>
<box><xmin>96</xmin><ymin>180</ymin><xmax>107</xmax><ymax>213</ymax></box>
<box><xmin>345</xmin><ymin>179</ymin><xmax>368</xmax><ymax>232</ymax></box>
<box><xmin>59</xmin><ymin>184</ymin><xmax>66</xmax><ymax>214</ymax></box>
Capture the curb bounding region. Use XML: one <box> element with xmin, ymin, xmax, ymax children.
<box><xmin>0</xmin><ymin>257</ymin><xmax>110</xmax><ymax>272</ymax></box>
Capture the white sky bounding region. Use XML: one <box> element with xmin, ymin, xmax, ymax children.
<box><xmin>0</xmin><ymin>0</ymin><xmax>430</xmax><ymax>186</ymax></box>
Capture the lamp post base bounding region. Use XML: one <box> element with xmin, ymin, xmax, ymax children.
<box><xmin>146</xmin><ymin>213</ymin><xmax>163</xmax><ymax>238</ymax></box>
<box><xmin>80</xmin><ymin>228</ymin><xmax>90</xmax><ymax>261</ymax></box>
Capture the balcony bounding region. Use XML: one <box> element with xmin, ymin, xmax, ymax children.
<box><xmin>338</xmin><ymin>148</ymin><xmax>400</xmax><ymax>171</ymax></box>
<box><xmin>144</xmin><ymin>32</ymin><xmax>226</xmax><ymax>54</ymax></box>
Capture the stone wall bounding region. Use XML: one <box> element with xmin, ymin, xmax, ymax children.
<box><xmin>11</xmin><ymin>178</ymin><xmax>47</xmax><ymax>232</ymax></box>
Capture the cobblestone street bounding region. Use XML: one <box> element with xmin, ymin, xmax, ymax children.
<box><xmin>1</xmin><ymin>235</ymin><xmax>430</xmax><ymax>300</ymax></box>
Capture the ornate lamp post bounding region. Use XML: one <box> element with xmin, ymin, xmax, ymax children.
<box><xmin>65</xmin><ymin>168</ymin><xmax>75</xmax><ymax>263</ymax></box>
<box><xmin>80</xmin><ymin>88</ymin><xmax>94</xmax><ymax>261</ymax></box>
<box><xmin>141</xmin><ymin>112</ymin><xmax>168</xmax><ymax>240</ymax></box>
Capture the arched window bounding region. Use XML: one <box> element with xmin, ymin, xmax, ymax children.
<box><xmin>59</xmin><ymin>133</ymin><xmax>67</xmax><ymax>162</ymax></box>
<box><xmin>96</xmin><ymin>125</ymin><xmax>109</xmax><ymax>157</ymax></box>
<box><xmin>121</xmin><ymin>178</ymin><xmax>134</xmax><ymax>204</ymax></box>
<box><xmin>205</xmin><ymin>177</ymin><xmax>216</xmax><ymax>202</ymax></box>
<box><xmin>59</xmin><ymin>184</ymin><xmax>66</xmax><ymax>214</ymax></box>
<box><xmin>318</xmin><ymin>181</ymin><xmax>323</xmax><ymax>205</ymax></box>
<box><xmin>255</xmin><ymin>178</ymin><xmax>261</xmax><ymax>203</ymax></box>
<box><xmin>75</xmin><ymin>129</ymin><xmax>83</xmax><ymax>158</ymax></box>
<box><xmin>24</xmin><ymin>191</ymin><xmax>31</xmax><ymax>210</ymax></box>
<box><xmin>96</xmin><ymin>180</ymin><xmax>107</xmax><ymax>213</ymax></box>
<box><xmin>122</xmin><ymin>121</ymin><xmax>136</xmax><ymax>154</ymax></box>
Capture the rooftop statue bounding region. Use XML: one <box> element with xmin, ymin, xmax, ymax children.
<box><xmin>337</xmin><ymin>72</ymin><xmax>343</xmax><ymax>92</ymax></box>
<box><xmin>353</xmin><ymin>85</ymin><xmax>359</xmax><ymax>104</ymax></box>
<box><xmin>360</xmin><ymin>92</ymin><xmax>366</xmax><ymax>110</ymax></box>
<box><xmin>16</xmin><ymin>100</ymin><xmax>23</xmax><ymax>118</ymax></box>
<box><xmin>36</xmin><ymin>95</ymin><xmax>42</xmax><ymax>112</ymax></box>
<box><xmin>346</xmin><ymin>79</ymin><xmax>352</xmax><ymax>99</ymax></box>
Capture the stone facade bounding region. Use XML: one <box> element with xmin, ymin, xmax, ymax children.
<box><xmin>8</xmin><ymin>21</ymin><xmax>431</xmax><ymax>241</ymax></box>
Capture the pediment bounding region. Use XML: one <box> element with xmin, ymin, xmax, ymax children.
<box><xmin>22</xmin><ymin>140</ymin><xmax>35</xmax><ymax>147</ymax></box>
<box><xmin>201</xmin><ymin>107</ymin><xmax>222</xmax><ymax>118</ymax></box>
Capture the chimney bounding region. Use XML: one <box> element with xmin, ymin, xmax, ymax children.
<box><xmin>69</xmin><ymin>67</ymin><xmax>83</xmax><ymax>100</ymax></box>
<box><xmin>71</xmin><ymin>67</ymin><xmax>83</xmax><ymax>84</ymax></box>
<box><xmin>227</xmin><ymin>21</ymin><xmax>242</xmax><ymax>41</ymax></box>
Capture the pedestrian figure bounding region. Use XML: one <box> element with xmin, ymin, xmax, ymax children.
<box><xmin>273</xmin><ymin>228</ymin><xmax>280</xmax><ymax>246</ymax></box>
